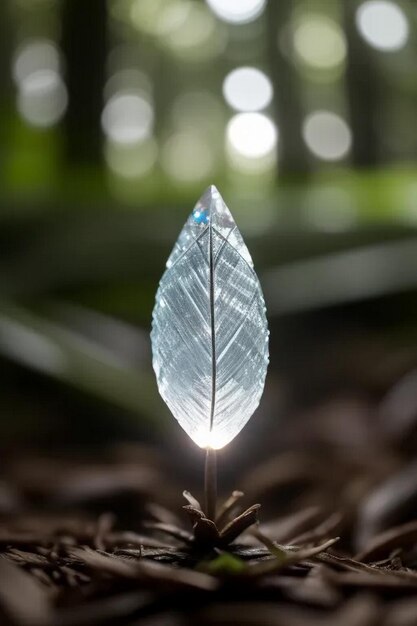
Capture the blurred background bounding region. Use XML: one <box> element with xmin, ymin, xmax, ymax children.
<box><xmin>0</xmin><ymin>0</ymin><xmax>417</xmax><ymax>493</ymax></box>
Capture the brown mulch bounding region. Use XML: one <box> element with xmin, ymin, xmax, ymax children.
<box><xmin>2</xmin><ymin>377</ymin><xmax>417</xmax><ymax>625</ymax></box>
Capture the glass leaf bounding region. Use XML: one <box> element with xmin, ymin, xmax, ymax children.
<box><xmin>151</xmin><ymin>185</ymin><xmax>269</xmax><ymax>449</ymax></box>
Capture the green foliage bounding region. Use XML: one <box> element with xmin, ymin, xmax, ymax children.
<box><xmin>201</xmin><ymin>553</ymin><xmax>246</xmax><ymax>575</ymax></box>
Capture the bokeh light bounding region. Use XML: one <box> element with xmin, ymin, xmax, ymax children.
<box><xmin>13</xmin><ymin>38</ymin><xmax>67</xmax><ymax>129</ymax></box>
<box><xmin>356</xmin><ymin>1</ymin><xmax>409</xmax><ymax>51</ymax></box>
<box><xmin>292</xmin><ymin>15</ymin><xmax>346</xmax><ymax>71</ymax></box>
<box><xmin>130</xmin><ymin>0</ymin><xmax>170</xmax><ymax>35</ymax></box>
<box><xmin>302</xmin><ymin>111</ymin><xmax>352</xmax><ymax>161</ymax></box>
<box><xmin>205</xmin><ymin>0</ymin><xmax>266</xmax><ymax>24</ymax></box>
<box><xmin>162</xmin><ymin>131</ymin><xmax>215</xmax><ymax>182</ymax></box>
<box><xmin>101</xmin><ymin>91</ymin><xmax>154</xmax><ymax>145</ymax></box>
<box><xmin>223</xmin><ymin>67</ymin><xmax>273</xmax><ymax>112</ymax></box>
<box><xmin>104</xmin><ymin>69</ymin><xmax>152</xmax><ymax>101</ymax></box>
<box><xmin>130</xmin><ymin>0</ymin><xmax>224</xmax><ymax>60</ymax></box>
<box><xmin>226</xmin><ymin>113</ymin><xmax>277</xmax><ymax>159</ymax></box>
<box><xmin>12</xmin><ymin>39</ymin><xmax>60</xmax><ymax>85</ymax></box>
<box><xmin>161</xmin><ymin>1</ymin><xmax>222</xmax><ymax>62</ymax></box>
<box><xmin>17</xmin><ymin>69</ymin><xmax>68</xmax><ymax>129</ymax></box>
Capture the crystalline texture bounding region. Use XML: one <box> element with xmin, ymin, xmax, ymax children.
<box><xmin>151</xmin><ymin>185</ymin><xmax>269</xmax><ymax>449</ymax></box>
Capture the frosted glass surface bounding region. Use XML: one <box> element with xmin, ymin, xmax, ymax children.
<box><xmin>151</xmin><ymin>185</ymin><xmax>269</xmax><ymax>449</ymax></box>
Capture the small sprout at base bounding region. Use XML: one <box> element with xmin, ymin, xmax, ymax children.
<box><xmin>200</xmin><ymin>553</ymin><xmax>246</xmax><ymax>575</ymax></box>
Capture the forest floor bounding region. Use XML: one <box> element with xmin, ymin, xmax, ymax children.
<box><xmin>1</xmin><ymin>412</ymin><xmax>417</xmax><ymax>626</ymax></box>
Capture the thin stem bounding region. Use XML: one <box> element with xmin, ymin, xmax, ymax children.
<box><xmin>205</xmin><ymin>447</ymin><xmax>217</xmax><ymax>521</ymax></box>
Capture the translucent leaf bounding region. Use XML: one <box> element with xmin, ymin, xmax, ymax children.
<box><xmin>151</xmin><ymin>185</ymin><xmax>269</xmax><ymax>449</ymax></box>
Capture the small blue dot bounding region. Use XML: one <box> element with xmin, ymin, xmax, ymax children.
<box><xmin>192</xmin><ymin>208</ymin><xmax>209</xmax><ymax>225</ymax></box>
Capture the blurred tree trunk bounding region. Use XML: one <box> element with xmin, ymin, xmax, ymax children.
<box><xmin>265</xmin><ymin>0</ymin><xmax>310</xmax><ymax>179</ymax></box>
<box><xmin>61</xmin><ymin>0</ymin><xmax>107</xmax><ymax>166</ymax></box>
<box><xmin>342</xmin><ymin>0</ymin><xmax>380</xmax><ymax>167</ymax></box>
<box><xmin>0</xmin><ymin>0</ymin><xmax>13</xmax><ymax>182</ymax></box>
